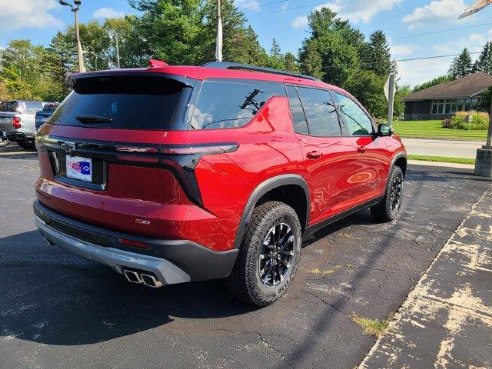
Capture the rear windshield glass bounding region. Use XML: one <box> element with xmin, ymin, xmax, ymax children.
<box><xmin>189</xmin><ymin>81</ymin><xmax>286</xmax><ymax>129</ymax></box>
<box><xmin>24</xmin><ymin>102</ymin><xmax>44</xmax><ymax>114</ymax></box>
<box><xmin>0</xmin><ymin>101</ymin><xmax>20</xmax><ymax>112</ymax></box>
<box><xmin>50</xmin><ymin>75</ymin><xmax>185</xmax><ymax>130</ymax></box>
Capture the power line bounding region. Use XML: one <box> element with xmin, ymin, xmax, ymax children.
<box><xmin>249</xmin><ymin>1</ymin><xmax>326</xmax><ymax>17</ymax></box>
<box><xmin>396</xmin><ymin>52</ymin><xmax>481</xmax><ymax>62</ymax></box>
<box><xmin>392</xmin><ymin>21</ymin><xmax>492</xmax><ymax>40</ymax></box>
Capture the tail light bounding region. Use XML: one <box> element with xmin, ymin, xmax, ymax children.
<box><xmin>12</xmin><ymin>116</ymin><xmax>21</xmax><ymax>129</ymax></box>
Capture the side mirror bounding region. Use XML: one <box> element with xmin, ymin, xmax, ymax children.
<box><xmin>378</xmin><ymin>124</ymin><xmax>393</xmax><ymax>137</ymax></box>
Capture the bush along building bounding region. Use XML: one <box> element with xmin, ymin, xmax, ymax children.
<box><xmin>404</xmin><ymin>73</ymin><xmax>492</xmax><ymax>120</ymax></box>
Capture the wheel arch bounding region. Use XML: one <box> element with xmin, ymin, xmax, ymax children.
<box><xmin>233</xmin><ymin>175</ymin><xmax>310</xmax><ymax>249</ymax></box>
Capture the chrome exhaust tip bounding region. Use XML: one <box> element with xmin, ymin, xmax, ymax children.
<box><xmin>141</xmin><ymin>273</ymin><xmax>163</xmax><ymax>288</ymax></box>
<box><xmin>124</xmin><ymin>270</ymin><xmax>143</xmax><ymax>284</ymax></box>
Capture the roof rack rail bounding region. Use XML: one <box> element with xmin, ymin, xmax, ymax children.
<box><xmin>201</xmin><ymin>62</ymin><xmax>319</xmax><ymax>81</ymax></box>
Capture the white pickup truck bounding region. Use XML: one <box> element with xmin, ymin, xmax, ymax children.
<box><xmin>0</xmin><ymin>100</ymin><xmax>46</xmax><ymax>149</ymax></box>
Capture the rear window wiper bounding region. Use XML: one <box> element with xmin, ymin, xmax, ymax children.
<box><xmin>75</xmin><ymin>115</ymin><xmax>113</xmax><ymax>123</ymax></box>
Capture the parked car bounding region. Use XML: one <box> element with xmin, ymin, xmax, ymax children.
<box><xmin>0</xmin><ymin>100</ymin><xmax>46</xmax><ymax>149</ymax></box>
<box><xmin>34</xmin><ymin>61</ymin><xmax>407</xmax><ymax>306</ymax></box>
<box><xmin>35</xmin><ymin>103</ymin><xmax>60</xmax><ymax>131</ymax></box>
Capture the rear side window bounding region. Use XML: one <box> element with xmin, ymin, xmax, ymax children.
<box><xmin>189</xmin><ymin>81</ymin><xmax>285</xmax><ymax>129</ymax></box>
<box><xmin>0</xmin><ymin>101</ymin><xmax>20</xmax><ymax>112</ymax></box>
<box><xmin>297</xmin><ymin>87</ymin><xmax>342</xmax><ymax>137</ymax></box>
<box><xmin>50</xmin><ymin>76</ymin><xmax>185</xmax><ymax>130</ymax></box>
<box><xmin>286</xmin><ymin>86</ymin><xmax>309</xmax><ymax>134</ymax></box>
<box><xmin>334</xmin><ymin>93</ymin><xmax>374</xmax><ymax>136</ymax></box>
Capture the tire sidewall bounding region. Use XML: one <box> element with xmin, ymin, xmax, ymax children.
<box><xmin>246</xmin><ymin>205</ymin><xmax>302</xmax><ymax>304</ymax></box>
<box><xmin>385</xmin><ymin>166</ymin><xmax>403</xmax><ymax>220</ymax></box>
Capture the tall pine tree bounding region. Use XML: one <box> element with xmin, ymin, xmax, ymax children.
<box><xmin>449</xmin><ymin>48</ymin><xmax>473</xmax><ymax>79</ymax></box>
<box><xmin>473</xmin><ymin>42</ymin><xmax>492</xmax><ymax>74</ymax></box>
<box><xmin>362</xmin><ymin>30</ymin><xmax>393</xmax><ymax>77</ymax></box>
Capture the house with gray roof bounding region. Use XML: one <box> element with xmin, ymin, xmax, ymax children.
<box><xmin>404</xmin><ymin>72</ymin><xmax>492</xmax><ymax>120</ymax></box>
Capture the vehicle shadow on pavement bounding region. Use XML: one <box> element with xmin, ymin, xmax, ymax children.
<box><xmin>0</xmin><ymin>231</ymin><xmax>256</xmax><ymax>346</ymax></box>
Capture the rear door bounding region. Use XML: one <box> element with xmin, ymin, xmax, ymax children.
<box><xmin>287</xmin><ymin>85</ymin><xmax>356</xmax><ymax>226</ymax></box>
<box><xmin>332</xmin><ymin>92</ymin><xmax>390</xmax><ymax>201</ymax></box>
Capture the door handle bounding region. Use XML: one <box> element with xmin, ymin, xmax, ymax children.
<box><xmin>357</xmin><ymin>146</ymin><xmax>367</xmax><ymax>153</ymax></box>
<box><xmin>307</xmin><ymin>151</ymin><xmax>322</xmax><ymax>159</ymax></box>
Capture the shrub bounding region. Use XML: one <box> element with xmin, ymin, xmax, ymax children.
<box><xmin>441</xmin><ymin>119</ymin><xmax>452</xmax><ymax>128</ymax></box>
<box><xmin>469</xmin><ymin>112</ymin><xmax>489</xmax><ymax>130</ymax></box>
<box><xmin>445</xmin><ymin>111</ymin><xmax>489</xmax><ymax>130</ymax></box>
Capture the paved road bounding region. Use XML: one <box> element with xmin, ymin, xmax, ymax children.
<box><xmin>361</xmin><ymin>190</ymin><xmax>492</xmax><ymax>368</ymax></box>
<box><xmin>0</xmin><ymin>149</ymin><xmax>490</xmax><ymax>369</ymax></box>
<box><xmin>402</xmin><ymin>138</ymin><xmax>483</xmax><ymax>159</ymax></box>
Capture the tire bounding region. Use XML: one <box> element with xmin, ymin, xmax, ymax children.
<box><xmin>0</xmin><ymin>138</ymin><xmax>9</xmax><ymax>148</ymax></box>
<box><xmin>17</xmin><ymin>141</ymin><xmax>35</xmax><ymax>150</ymax></box>
<box><xmin>371</xmin><ymin>166</ymin><xmax>404</xmax><ymax>222</ymax></box>
<box><xmin>226</xmin><ymin>201</ymin><xmax>302</xmax><ymax>307</ymax></box>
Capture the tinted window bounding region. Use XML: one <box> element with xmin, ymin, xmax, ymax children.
<box><xmin>50</xmin><ymin>76</ymin><xmax>185</xmax><ymax>130</ymax></box>
<box><xmin>297</xmin><ymin>87</ymin><xmax>341</xmax><ymax>137</ymax></box>
<box><xmin>0</xmin><ymin>101</ymin><xmax>20</xmax><ymax>112</ymax></box>
<box><xmin>334</xmin><ymin>93</ymin><xmax>374</xmax><ymax>136</ymax></box>
<box><xmin>189</xmin><ymin>81</ymin><xmax>285</xmax><ymax>130</ymax></box>
<box><xmin>286</xmin><ymin>86</ymin><xmax>308</xmax><ymax>134</ymax></box>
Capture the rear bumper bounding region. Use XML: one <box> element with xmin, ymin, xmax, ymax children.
<box><xmin>7</xmin><ymin>131</ymin><xmax>33</xmax><ymax>142</ymax></box>
<box><xmin>33</xmin><ymin>200</ymin><xmax>238</xmax><ymax>284</ymax></box>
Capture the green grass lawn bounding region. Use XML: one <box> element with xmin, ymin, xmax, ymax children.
<box><xmin>392</xmin><ymin>120</ymin><xmax>488</xmax><ymax>141</ymax></box>
<box><xmin>408</xmin><ymin>155</ymin><xmax>476</xmax><ymax>165</ymax></box>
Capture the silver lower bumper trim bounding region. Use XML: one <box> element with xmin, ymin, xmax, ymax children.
<box><xmin>35</xmin><ymin>216</ymin><xmax>191</xmax><ymax>285</ymax></box>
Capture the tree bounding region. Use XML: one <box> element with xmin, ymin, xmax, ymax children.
<box><xmin>283</xmin><ymin>52</ymin><xmax>300</xmax><ymax>74</ymax></box>
<box><xmin>198</xmin><ymin>0</ymin><xmax>268</xmax><ymax>65</ymax></box>
<box><xmin>362</xmin><ymin>30</ymin><xmax>393</xmax><ymax>77</ymax></box>
<box><xmin>267</xmin><ymin>38</ymin><xmax>285</xmax><ymax>69</ymax></box>
<box><xmin>345</xmin><ymin>70</ymin><xmax>387</xmax><ymax>118</ymax></box>
<box><xmin>0</xmin><ymin>40</ymin><xmax>58</xmax><ymax>100</ymax></box>
<box><xmin>394</xmin><ymin>84</ymin><xmax>412</xmax><ymax>118</ymax></box>
<box><xmin>449</xmin><ymin>48</ymin><xmax>473</xmax><ymax>79</ymax></box>
<box><xmin>413</xmin><ymin>75</ymin><xmax>452</xmax><ymax>92</ymax></box>
<box><xmin>129</xmin><ymin>0</ymin><xmax>204</xmax><ymax>65</ymax></box>
<box><xmin>299</xmin><ymin>8</ymin><xmax>362</xmax><ymax>87</ymax></box>
<box><xmin>473</xmin><ymin>42</ymin><xmax>492</xmax><ymax>74</ymax></box>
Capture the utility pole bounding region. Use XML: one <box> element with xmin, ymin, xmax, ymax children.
<box><xmin>59</xmin><ymin>0</ymin><xmax>86</xmax><ymax>73</ymax></box>
<box><xmin>215</xmin><ymin>0</ymin><xmax>223</xmax><ymax>62</ymax></box>
<box><xmin>115</xmin><ymin>32</ymin><xmax>121</xmax><ymax>68</ymax></box>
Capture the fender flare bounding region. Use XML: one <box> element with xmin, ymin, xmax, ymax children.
<box><xmin>233</xmin><ymin>174</ymin><xmax>310</xmax><ymax>249</ymax></box>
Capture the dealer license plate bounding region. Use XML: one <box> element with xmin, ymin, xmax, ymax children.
<box><xmin>66</xmin><ymin>156</ymin><xmax>92</xmax><ymax>182</ymax></box>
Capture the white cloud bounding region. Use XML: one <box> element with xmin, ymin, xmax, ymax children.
<box><xmin>234</xmin><ymin>0</ymin><xmax>260</xmax><ymax>12</ymax></box>
<box><xmin>316</xmin><ymin>0</ymin><xmax>402</xmax><ymax>23</ymax></box>
<box><xmin>402</xmin><ymin>0</ymin><xmax>466</xmax><ymax>29</ymax></box>
<box><xmin>397</xmin><ymin>58</ymin><xmax>452</xmax><ymax>87</ymax></box>
<box><xmin>433</xmin><ymin>28</ymin><xmax>492</xmax><ymax>54</ymax></box>
<box><xmin>0</xmin><ymin>0</ymin><xmax>63</xmax><ymax>32</ymax></box>
<box><xmin>291</xmin><ymin>15</ymin><xmax>308</xmax><ymax>29</ymax></box>
<box><xmin>397</xmin><ymin>28</ymin><xmax>492</xmax><ymax>86</ymax></box>
<box><xmin>391</xmin><ymin>44</ymin><xmax>419</xmax><ymax>57</ymax></box>
<box><xmin>93</xmin><ymin>7</ymin><xmax>125</xmax><ymax>19</ymax></box>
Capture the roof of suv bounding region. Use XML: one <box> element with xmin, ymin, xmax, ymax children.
<box><xmin>68</xmin><ymin>62</ymin><xmax>347</xmax><ymax>96</ymax></box>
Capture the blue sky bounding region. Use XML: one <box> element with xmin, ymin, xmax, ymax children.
<box><xmin>1</xmin><ymin>0</ymin><xmax>491</xmax><ymax>87</ymax></box>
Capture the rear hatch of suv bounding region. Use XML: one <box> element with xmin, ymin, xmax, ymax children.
<box><xmin>35</xmin><ymin>72</ymin><xmax>196</xmax><ymax>238</ymax></box>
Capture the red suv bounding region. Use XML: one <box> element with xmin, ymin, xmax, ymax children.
<box><xmin>34</xmin><ymin>61</ymin><xmax>407</xmax><ymax>306</ymax></box>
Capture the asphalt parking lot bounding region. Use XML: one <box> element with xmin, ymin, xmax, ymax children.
<box><xmin>1</xmin><ymin>145</ymin><xmax>491</xmax><ymax>369</ymax></box>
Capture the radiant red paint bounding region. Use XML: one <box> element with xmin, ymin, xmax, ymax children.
<box><xmin>35</xmin><ymin>64</ymin><xmax>406</xmax><ymax>253</ymax></box>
